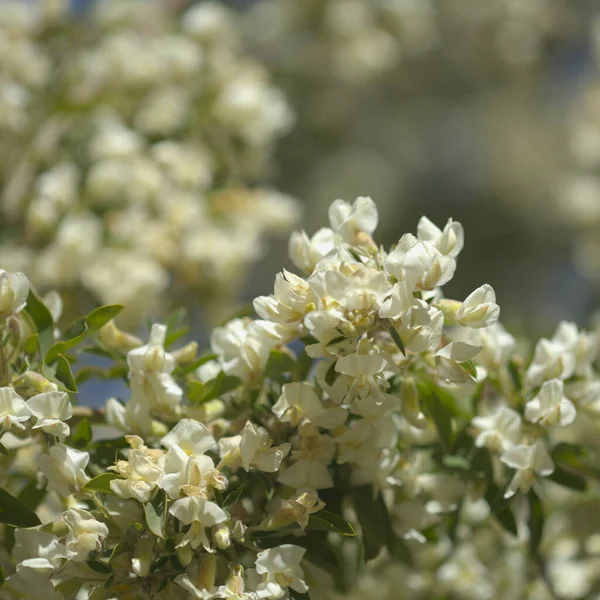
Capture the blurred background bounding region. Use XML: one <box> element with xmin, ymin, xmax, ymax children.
<box><xmin>2</xmin><ymin>0</ymin><xmax>600</xmax><ymax>346</ymax></box>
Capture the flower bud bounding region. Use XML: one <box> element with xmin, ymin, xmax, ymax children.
<box><xmin>194</xmin><ymin>554</ymin><xmax>217</xmax><ymax>590</ymax></box>
<box><xmin>232</xmin><ymin>520</ymin><xmax>246</xmax><ymax>541</ymax></box>
<box><xmin>173</xmin><ymin>342</ymin><xmax>198</xmax><ymax>365</ymax></box>
<box><xmin>176</xmin><ymin>543</ymin><xmax>193</xmax><ymax>567</ymax></box>
<box><xmin>17</xmin><ymin>371</ymin><xmax>58</xmax><ymax>394</ymax></box>
<box><xmin>98</xmin><ymin>320</ymin><xmax>142</xmax><ymax>352</ymax></box>
<box><xmin>213</xmin><ymin>524</ymin><xmax>230</xmax><ymax>549</ymax></box>
<box><xmin>434</xmin><ymin>299</ymin><xmax>462</xmax><ymax>326</ymax></box>
<box><xmin>0</xmin><ymin>271</ymin><xmax>29</xmax><ymax>317</ymax></box>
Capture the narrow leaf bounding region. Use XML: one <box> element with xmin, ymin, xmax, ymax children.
<box><xmin>0</xmin><ymin>487</ymin><xmax>41</xmax><ymax>527</ymax></box>
<box><xmin>144</xmin><ymin>503</ymin><xmax>164</xmax><ymax>539</ymax></box>
<box><xmin>71</xmin><ymin>418</ymin><xmax>92</xmax><ymax>448</ymax></box>
<box><xmin>306</xmin><ymin>510</ymin><xmax>356</xmax><ymax>536</ymax></box>
<box><xmin>82</xmin><ymin>473</ymin><xmax>121</xmax><ymax>493</ymax></box>
<box><xmin>388</xmin><ymin>326</ymin><xmax>405</xmax><ymax>355</ymax></box>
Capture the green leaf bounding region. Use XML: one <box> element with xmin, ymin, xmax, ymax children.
<box><xmin>442</xmin><ymin>455</ymin><xmax>471</xmax><ymax>471</ymax></box>
<box><xmin>485</xmin><ymin>482</ymin><xmax>518</xmax><ymax>536</ymax></box>
<box><xmin>82</xmin><ymin>305</ymin><xmax>124</xmax><ymax>334</ymax></box>
<box><xmin>265</xmin><ymin>349</ymin><xmax>296</xmax><ymax>379</ymax></box>
<box><xmin>351</xmin><ymin>486</ymin><xmax>387</xmax><ymax>560</ymax></box>
<box><xmin>151</xmin><ymin>555</ymin><xmax>169</xmax><ymax>573</ymax></box>
<box><xmin>0</xmin><ymin>443</ymin><xmax>7</xmax><ymax>456</ymax></box>
<box><xmin>0</xmin><ymin>487</ymin><xmax>41</xmax><ymax>527</ymax></box>
<box><xmin>45</xmin><ymin>325</ymin><xmax>89</xmax><ymax>364</ymax></box>
<box><xmin>104</xmin><ymin>541</ymin><xmax>130</xmax><ymax>563</ymax></box>
<box><xmin>528</xmin><ymin>491</ymin><xmax>544</xmax><ymax>554</ymax></box>
<box><xmin>224</xmin><ymin>485</ymin><xmax>244</xmax><ymax>508</ymax></box>
<box><xmin>177</xmin><ymin>353</ymin><xmax>218</xmax><ymax>376</ymax></box>
<box><xmin>55</xmin><ymin>580</ymin><xmax>82</xmax><ymax>600</ymax></box>
<box><xmin>47</xmin><ymin>305</ymin><xmax>123</xmax><ymax>364</ymax></box>
<box><xmin>165</xmin><ymin>327</ymin><xmax>189</xmax><ymax>349</ymax></box>
<box><xmin>325</xmin><ymin>361</ymin><xmax>338</xmax><ymax>387</ymax></box>
<box><xmin>421</xmin><ymin>385</ymin><xmax>454</xmax><ymax>451</ymax></box>
<box><xmin>188</xmin><ymin>372</ymin><xmax>241</xmax><ymax>405</ymax></box>
<box><xmin>104</xmin><ymin>573</ymin><xmax>115</xmax><ymax>590</ymax></box>
<box><xmin>0</xmin><ymin>562</ymin><xmax>5</xmax><ymax>586</ymax></box>
<box><xmin>89</xmin><ymin>437</ymin><xmax>129</xmax><ymax>469</ymax></box>
<box><xmin>388</xmin><ymin>326</ymin><xmax>405</xmax><ymax>355</ymax></box>
<box><xmin>55</xmin><ymin>355</ymin><xmax>77</xmax><ymax>393</ymax></box>
<box><xmin>71</xmin><ymin>418</ymin><xmax>92</xmax><ymax>448</ymax></box>
<box><xmin>306</xmin><ymin>511</ymin><xmax>356</xmax><ymax>536</ymax></box>
<box><xmin>295</xmin><ymin>347</ymin><xmax>313</xmax><ymax>382</ymax></box>
<box><xmin>86</xmin><ymin>560</ymin><xmax>112</xmax><ymax>574</ymax></box>
<box><xmin>548</xmin><ymin>465</ymin><xmax>587</xmax><ymax>492</ymax></box>
<box><xmin>507</xmin><ymin>357</ymin><xmax>524</xmax><ymax>392</ymax></box>
<box><xmin>386</xmin><ymin>530</ymin><xmax>413</xmax><ymax>566</ymax></box>
<box><xmin>24</xmin><ymin>289</ymin><xmax>54</xmax><ymax>360</ymax></box>
<box><xmin>144</xmin><ymin>503</ymin><xmax>164</xmax><ymax>539</ymax></box>
<box><xmin>82</xmin><ymin>473</ymin><xmax>121</xmax><ymax>493</ymax></box>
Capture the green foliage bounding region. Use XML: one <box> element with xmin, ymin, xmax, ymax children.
<box><xmin>0</xmin><ymin>487</ymin><xmax>42</xmax><ymax>527</ymax></box>
<box><xmin>82</xmin><ymin>473</ymin><xmax>121</xmax><ymax>493</ymax></box>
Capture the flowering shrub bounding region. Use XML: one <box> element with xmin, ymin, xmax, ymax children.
<box><xmin>1</xmin><ymin>197</ymin><xmax>599</xmax><ymax>599</ymax></box>
<box><xmin>0</xmin><ymin>0</ymin><xmax>298</xmax><ymax>323</ymax></box>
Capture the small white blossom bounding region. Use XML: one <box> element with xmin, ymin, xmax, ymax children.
<box><xmin>239</xmin><ymin>421</ymin><xmax>291</xmax><ymax>473</ymax></box>
<box><xmin>0</xmin><ymin>269</ymin><xmax>29</xmax><ymax>316</ymax></box>
<box><xmin>39</xmin><ymin>444</ymin><xmax>90</xmax><ymax>496</ymax></box>
<box><xmin>472</xmin><ymin>405</ymin><xmax>522</xmax><ymax>452</ymax></box>
<box><xmin>255</xmin><ymin>544</ymin><xmax>308</xmax><ymax>596</ymax></box>
<box><xmin>417</xmin><ymin>216</ymin><xmax>464</xmax><ymax>258</ymax></box>
<box><xmin>525</xmin><ymin>378</ymin><xmax>576</xmax><ymax>427</ymax></box>
<box><xmin>62</xmin><ymin>508</ymin><xmax>109</xmax><ymax>561</ymax></box>
<box><xmin>328</xmin><ymin>196</ymin><xmax>378</xmax><ymax>244</ymax></box>
<box><xmin>456</xmin><ymin>284</ymin><xmax>500</xmax><ymax>329</ymax></box>
<box><xmin>169</xmin><ymin>495</ymin><xmax>228</xmax><ymax>551</ymax></box>
<box><xmin>161</xmin><ymin>418</ymin><xmax>216</xmax><ymax>456</ymax></box>
<box><xmin>501</xmin><ymin>442</ymin><xmax>554</xmax><ymax>498</ymax></box>
<box><xmin>27</xmin><ymin>391</ymin><xmax>72</xmax><ymax>439</ymax></box>
<box><xmin>0</xmin><ymin>387</ymin><xmax>31</xmax><ymax>431</ymax></box>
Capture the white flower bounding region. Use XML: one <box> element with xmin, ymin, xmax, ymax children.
<box><xmin>277</xmin><ymin>459</ymin><xmax>334</xmax><ymax>490</ymax></box>
<box><xmin>255</xmin><ymin>545</ymin><xmax>308</xmax><ymax>596</ymax></box>
<box><xmin>239</xmin><ymin>421</ymin><xmax>291</xmax><ymax>473</ymax></box>
<box><xmin>526</xmin><ymin>321</ymin><xmax>594</xmax><ymax>388</ymax></box>
<box><xmin>62</xmin><ymin>508</ymin><xmax>109</xmax><ymax>561</ymax></box>
<box><xmin>525</xmin><ymin>379</ymin><xmax>576</xmax><ymax>427</ymax></box>
<box><xmin>14</xmin><ymin>529</ymin><xmax>67</xmax><ymax>574</ymax></box>
<box><xmin>384</xmin><ymin>235</ymin><xmax>456</xmax><ymax>291</ymax></box>
<box><xmin>328</xmin><ymin>196</ymin><xmax>378</xmax><ymax>244</ymax></box>
<box><xmin>416</xmin><ymin>216</ymin><xmax>464</xmax><ymax>258</ymax></box>
<box><xmin>0</xmin><ymin>269</ymin><xmax>29</xmax><ymax>316</ymax></box>
<box><xmin>288</xmin><ymin>227</ymin><xmax>338</xmax><ymax>273</ymax></box>
<box><xmin>128</xmin><ymin>323</ymin><xmax>183</xmax><ymax>415</ymax></box>
<box><xmin>0</xmin><ymin>387</ymin><xmax>31</xmax><ymax>431</ymax></box>
<box><xmin>161</xmin><ymin>418</ymin><xmax>216</xmax><ymax>456</ymax></box>
<box><xmin>169</xmin><ymin>495</ymin><xmax>228</xmax><ymax>551</ymax></box>
<box><xmin>456</xmin><ymin>284</ymin><xmax>500</xmax><ymax>329</ymax></box>
<box><xmin>378</xmin><ymin>280</ymin><xmax>413</xmax><ymax>320</ymax></box>
<box><xmin>272</xmin><ymin>383</ymin><xmax>324</xmax><ymax>426</ymax></box>
<box><xmin>211</xmin><ymin>318</ymin><xmax>276</xmax><ymax>382</ymax></box>
<box><xmin>158</xmin><ymin>444</ymin><xmax>219</xmax><ymax>500</ymax></box>
<box><xmin>472</xmin><ymin>405</ymin><xmax>522</xmax><ymax>452</ymax></box>
<box><xmin>398</xmin><ymin>300</ymin><xmax>444</xmax><ymax>353</ymax></box>
<box><xmin>39</xmin><ymin>444</ymin><xmax>90</xmax><ymax>496</ymax></box>
<box><xmin>110</xmin><ymin>437</ymin><xmax>164</xmax><ymax>503</ymax></box>
<box><xmin>501</xmin><ymin>443</ymin><xmax>554</xmax><ymax>498</ymax></box>
<box><xmin>27</xmin><ymin>391</ymin><xmax>72</xmax><ymax>439</ymax></box>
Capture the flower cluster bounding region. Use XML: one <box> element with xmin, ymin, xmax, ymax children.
<box><xmin>0</xmin><ymin>0</ymin><xmax>298</xmax><ymax>323</ymax></box>
<box><xmin>2</xmin><ymin>197</ymin><xmax>600</xmax><ymax>600</ymax></box>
